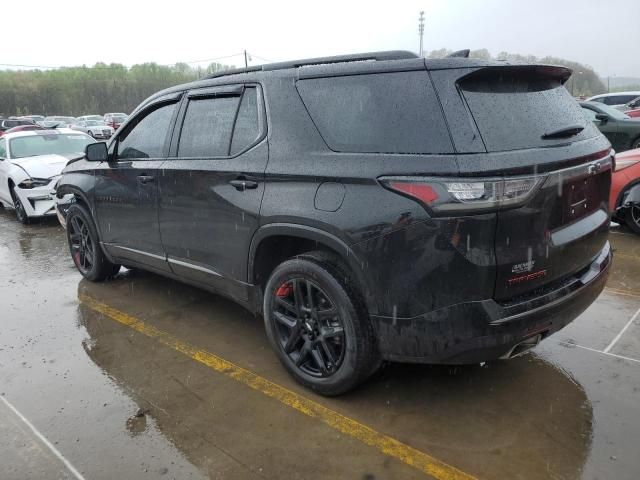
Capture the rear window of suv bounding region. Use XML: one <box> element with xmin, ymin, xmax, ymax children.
<box><xmin>459</xmin><ymin>68</ymin><xmax>599</xmax><ymax>152</ymax></box>
<box><xmin>296</xmin><ymin>71</ymin><xmax>453</xmax><ymax>154</ymax></box>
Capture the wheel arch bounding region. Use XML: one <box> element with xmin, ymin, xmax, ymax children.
<box><xmin>615</xmin><ymin>178</ymin><xmax>640</xmax><ymax>211</ymax></box>
<box><xmin>248</xmin><ymin>223</ymin><xmax>378</xmax><ymax>315</ymax></box>
<box><xmin>56</xmin><ymin>184</ymin><xmax>92</xmax><ymax>210</ymax></box>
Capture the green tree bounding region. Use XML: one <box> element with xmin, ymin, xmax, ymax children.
<box><xmin>0</xmin><ymin>61</ymin><xmax>234</xmax><ymax>116</ymax></box>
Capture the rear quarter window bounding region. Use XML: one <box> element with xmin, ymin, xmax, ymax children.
<box><xmin>296</xmin><ymin>71</ymin><xmax>453</xmax><ymax>154</ymax></box>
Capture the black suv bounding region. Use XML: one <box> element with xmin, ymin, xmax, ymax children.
<box><xmin>56</xmin><ymin>51</ymin><xmax>612</xmax><ymax>395</ymax></box>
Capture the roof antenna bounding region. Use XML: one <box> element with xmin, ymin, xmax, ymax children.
<box><xmin>446</xmin><ymin>49</ymin><xmax>470</xmax><ymax>58</ymax></box>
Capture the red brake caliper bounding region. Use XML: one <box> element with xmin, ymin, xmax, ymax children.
<box><xmin>275</xmin><ymin>282</ymin><xmax>293</xmax><ymax>297</ymax></box>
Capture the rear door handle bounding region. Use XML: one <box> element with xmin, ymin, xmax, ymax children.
<box><xmin>137</xmin><ymin>175</ymin><xmax>155</xmax><ymax>185</ymax></box>
<box><xmin>229</xmin><ymin>178</ymin><xmax>258</xmax><ymax>191</ymax></box>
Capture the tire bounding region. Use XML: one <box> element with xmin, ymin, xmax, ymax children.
<box><xmin>624</xmin><ymin>203</ymin><xmax>640</xmax><ymax>235</ymax></box>
<box><xmin>10</xmin><ymin>187</ymin><xmax>30</xmax><ymax>224</ymax></box>
<box><xmin>66</xmin><ymin>203</ymin><xmax>120</xmax><ymax>281</ymax></box>
<box><xmin>263</xmin><ymin>251</ymin><xmax>379</xmax><ymax>396</ymax></box>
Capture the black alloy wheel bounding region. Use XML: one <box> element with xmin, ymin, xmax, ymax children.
<box><xmin>271</xmin><ymin>278</ymin><xmax>346</xmax><ymax>377</ymax></box>
<box><xmin>69</xmin><ymin>214</ymin><xmax>96</xmax><ymax>275</ymax></box>
<box><xmin>625</xmin><ymin>203</ymin><xmax>640</xmax><ymax>235</ymax></box>
<box><xmin>65</xmin><ymin>203</ymin><xmax>121</xmax><ymax>281</ymax></box>
<box><xmin>264</xmin><ymin>252</ymin><xmax>379</xmax><ymax>396</ymax></box>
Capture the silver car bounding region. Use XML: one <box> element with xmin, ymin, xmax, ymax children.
<box><xmin>70</xmin><ymin>120</ymin><xmax>114</xmax><ymax>140</ymax></box>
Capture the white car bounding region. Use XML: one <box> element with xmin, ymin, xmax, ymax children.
<box><xmin>0</xmin><ymin>129</ymin><xmax>94</xmax><ymax>223</ymax></box>
<box><xmin>587</xmin><ymin>91</ymin><xmax>640</xmax><ymax>110</ymax></box>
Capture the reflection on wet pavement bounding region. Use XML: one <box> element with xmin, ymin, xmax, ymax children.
<box><xmin>1</xmin><ymin>208</ymin><xmax>639</xmax><ymax>479</ymax></box>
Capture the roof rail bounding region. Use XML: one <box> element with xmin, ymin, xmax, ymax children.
<box><xmin>205</xmin><ymin>50</ymin><xmax>418</xmax><ymax>79</ymax></box>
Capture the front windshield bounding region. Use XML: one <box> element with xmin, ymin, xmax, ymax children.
<box><xmin>9</xmin><ymin>133</ymin><xmax>92</xmax><ymax>159</ymax></box>
<box><xmin>85</xmin><ymin>120</ymin><xmax>106</xmax><ymax>126</ymax></box>
<box><xmin>597</xmin><ymin>103</ymin><xmax>630</xmax><ymax>119</ymax></box>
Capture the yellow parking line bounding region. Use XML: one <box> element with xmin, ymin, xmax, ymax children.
<box><xmin>79</xmin><ymin>294</ymin><xmax>477</xmax><ymax>480</ymax></box>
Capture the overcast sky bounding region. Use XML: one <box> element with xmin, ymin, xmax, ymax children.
<box><xmin>3</xmin><ymin>0</ymin><xmax>639</xmax><ymax>77</ymax></box>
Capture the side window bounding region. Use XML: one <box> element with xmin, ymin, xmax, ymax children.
<box><xmin>178</xmin><ymin>96</ymin><xmax>240</xmax><ymax>157</ymax></box>
<box><xmin>297</xmin><ymin>71</ymin><xmax>454</xmax><ymax>154</ymax></box>
<box><xmin>117</xmin><ymin>102</ymin><xmax>177</xmax><ymax>160</ymax></box>
<box><xmin>604</xmin><ymin>96</ymin><xmax>620</xmax><ymax>105</ymax></box>
<box><xmin>230</xmin><ymin>88</ymin><xmax>260</xmax><ymax>155</ymax></box>
<box><xmin>0</xmin><ymin>138</ymin><xmax>6</xmax><ymax>158</ymax></box>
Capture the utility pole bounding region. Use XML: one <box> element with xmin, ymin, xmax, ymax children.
<box><xmin>607</xmin><ymin>76</ymin><xmax>610</xmax><ymax>93</ymax></box>
<box><xmin>244</xmin><ymin>50</ymin><xmax>248</xmax><ymax>68</ymax></box>
<box><xmin>418</xmin><ymin>11</ymin><xmax>425</xmax><ymax>57</ymax></box>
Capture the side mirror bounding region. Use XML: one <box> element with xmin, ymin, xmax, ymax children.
<box><xmin>595</xmin><ymin>113</ymin><xmax>609</xmax><ymax>123</ymax></box>
<box><xmin>85</xmin><ymin>142</ymin><xmax>108</xmax><ymax>162</ymax></box>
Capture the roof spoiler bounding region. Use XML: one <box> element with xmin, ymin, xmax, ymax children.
<box><xmin>459</xmin><ymin>64</ymin><xmax>573</xmax><ymax>85</ymax></box>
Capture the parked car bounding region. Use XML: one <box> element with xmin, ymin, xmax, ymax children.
<box><xmin>71</xmin><ymin>120</ymin><xmax>114</xmax><ymax>139</ymax></box>
<box><xmin>37</xmin><ymin>120</ymin><xmax>67</xmax><ymax>128</ymax></box>
<box><xmin>103</xmin><ymin>113</ymin><xmax>128</xmax><ymax>130</ymax></box>
<box><xmin>76</xmin><ymin>115</ymin><xmax>104</xmax><ymax>123</ymax></box>
<box><xmin>2</xmin><ymin>125</ymin><xmax>45</xmax><ymax>135</ymax></box>
<box><xmin>621</xmin><ymin>96</ymin><xmax>640</xmax><ymax>112</ymax></box>
<box><xmin>18</xmin><ymin>115</ymin><xmax>45</xmax><ymax>123</ymax></box>
<box><xmin>0</xmin><ymin>129</ymin><xmax>94</xmax><ymax>223</ymax></box>
<box><xmin>0</xmin><ymin>118</ymin><xmax>35</xmax><ymax>133</ymax></box>
<box><xmin>46</xmin><ymin>116</ymin><xmax>77</xmax><ymax>126</ymax></box>
<box><xmin>580</xmin><ymin>102</ymin><xmax>640</xmax><ymax>152</ymax></box>
<box><xmin>611</xmin><ymin>149</ymin><xmax>640</xmax><ymax>234</ymax></box>
<box><xmin>587</xmin><ymin>91</ymin><xmax>640</xmax><ymax>109</ymax></box>
<box><xmin>627</xmin><ymin>109</ymin><xmax>640</xmax><ymax>118</ymax></box>
<box><xmin>55</xmin><ymin>51</ymin><xmax>612</xmax><ymax>395</ymax></box>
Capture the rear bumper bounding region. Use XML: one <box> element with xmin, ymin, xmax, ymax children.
<box><xmin>371</xmin><ymin>241</ymin><xmax>611</xmax><ymax>364</ymax></box>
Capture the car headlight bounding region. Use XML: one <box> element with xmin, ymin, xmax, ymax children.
<box><xmin>18</xmin><ymin>178</ymin><xmax>50</xmax><ymax>189</ymax></box>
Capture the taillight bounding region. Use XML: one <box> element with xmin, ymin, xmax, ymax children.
<box><xmin>380</xmin><ymin>175</ymin><xmax>546</xmax><ymax>215</ymax></box>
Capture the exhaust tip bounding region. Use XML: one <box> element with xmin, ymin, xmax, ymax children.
<box><xmin>501</xmin><ymin>334</ymin><xmax>543</xmax><ymax>360</ymax></box>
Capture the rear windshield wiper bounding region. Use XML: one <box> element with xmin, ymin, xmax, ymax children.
<box><xmin>541</xmin><ymin>125</ymin><xmax>584</xmax><ymax>140</ymax></box>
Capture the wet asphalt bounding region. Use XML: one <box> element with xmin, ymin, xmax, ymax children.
<box><xmin>0</xmin><ymin>208</ymin><xmax>639</xmax><ymax>480</ymax></box>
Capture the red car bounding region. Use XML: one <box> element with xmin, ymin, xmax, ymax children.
<box><xmin>626</xmin><ymin>108</ymin><xmax>640</xmax><ymax>118</ymax></box>
<box><xmin>611</xmin><ymin>149</ymin><xmax>640</xmax><ymax>234</ymax></box>
<box><xmin>103</xmin><ymin>112</ymin><xmax>128</xmax><ymax>131</ymax></box>
<box><xmin>0</xmin><ymin>124</ymin><xmax>44</xmax><ymax>137</ymax></box>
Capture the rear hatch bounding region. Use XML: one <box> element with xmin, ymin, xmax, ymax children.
<box><xmin>442</xmin><ymin>65</ymin><xmax>612</xmax><ymax>302</ymax></box>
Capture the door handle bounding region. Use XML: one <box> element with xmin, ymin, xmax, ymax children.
<box><xmin>137</xmin><ymin>175</ymin><xmax>155</xmax><ymax>184</ymax></box>
<box><xmin>229</xmin><ymin>178</ymin><xmax>258</xmax><ymax>191</ymax></box>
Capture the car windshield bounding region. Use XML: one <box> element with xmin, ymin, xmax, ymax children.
<box><xmin>9</xmin><ymin>133</ymin><xmax>92</xmax><ymax>159</ymax></box>
<box><xmin>85</xmin><ymin>120</ymin><xmax>105</xmax><ymax>126</ymax></box>
<box><xmin>596</xmin><ymin>103</ymin><xmax>630</xmax><ymax>120</ymax></box>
